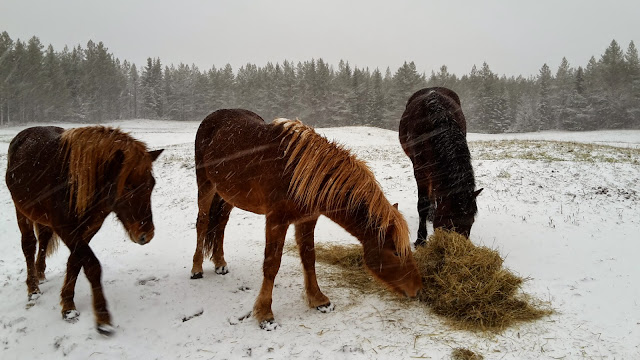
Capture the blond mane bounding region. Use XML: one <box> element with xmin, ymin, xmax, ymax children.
<box><xmin>60</xmin><ymin>126</ymin><xmax>149</xmax><ymax>216</ymax></box>
<box><xmin>273</xmin><ymin>118</ymin><xmax>411</xmax><ymax>258</ymax></box>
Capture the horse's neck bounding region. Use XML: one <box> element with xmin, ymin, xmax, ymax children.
<box><xmin>322</xmin><ymin>204</ymin><xmax>379</xmax><ymax>249</ymax></box>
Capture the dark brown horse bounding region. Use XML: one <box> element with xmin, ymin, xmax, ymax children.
<box><xmin>190</xmin><ymin>109</ymin><xmax>422</xmax><ymax>330</ymax></box>
<box><xmin>399</xmin><ymin>87</ymin><xmax>482</xmax><ymax>246</ymax></box>
<box><xmin>5</xmin><ymin>126</ymin><xmax>163</xmax><ymax>335</ymax></box>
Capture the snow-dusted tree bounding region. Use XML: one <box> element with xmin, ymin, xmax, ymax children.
<box><xmin>141</xmin><ymin>57</ymin><xmax>164</xmax><ymax>118</ymax></box>
<box><xmin>537</xmin><ymin>63</ymin><xmax>553</xmax><ymax>129</ymax></box>
<box><xmin>624</xmin><ymin>41</ymin><xmax>640</xmax><ymax>127</ymax></box>
<box><xmin>0</xmin><ymin>31</ymin><xmax>14</xmax><ymax>125</ymax></box>
<box><xmin>367</xmin><ymin>68</ymin><xmax>385</xmax><ymax>128</ymax></box>
<box><xmin>552</xmin><ymin>57</ymin><xmax>574</xmax><ymax>129</ymax></box>
<box><xmin>331</xmin><ymin>60</ymin><xmax>352</xmax><ymax>125</ymax></box>
<box><xmin>41</xmin><ymin>44</ymin><xmax>70</xmax><ymax>121</ymax></box>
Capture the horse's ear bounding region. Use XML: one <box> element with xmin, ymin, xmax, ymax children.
<box><xmin>473</xmin><ymin>188</ymin><xmax>484</xmax><ymax>198</ymax></box>
<box><xmin>392</xmin><ymin>203</ymin><xmax>398</xmax><ymax>209</ymax></box>
<box><xmin>149</xmin><ymin>149</ymin><xmax>164</xmax><ymax>162</ymax></box>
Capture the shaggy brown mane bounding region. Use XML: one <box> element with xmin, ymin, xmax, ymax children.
<box><xmin>60</xmin><ymin>126</ymin><xmax>150</xmax><ymax>216</ymax></box>
<box><xmin>273</xmin><ymin>118</ymin><xmax>411</xmax><ymax>258</ymax></box>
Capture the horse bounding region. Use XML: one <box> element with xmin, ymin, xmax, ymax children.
<box><xmin>399</xmin><ymin>87</ymin><xmax>482</xmax><ymax>247</ymax></box>
<box><xmin>5</xmin><ymin>126</ymin><xmax>163</xmax><ymax>335</ymax></box>
<box><xmin>190</xmin><ymin>109</ymin><xmax>422</xmax><ymax>330</ymax></box>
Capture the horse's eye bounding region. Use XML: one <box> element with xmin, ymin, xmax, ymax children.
<box><xmin>393</xmin><ymin>252</ymin><xmax>400</xmax><ymax>257</ymax></box>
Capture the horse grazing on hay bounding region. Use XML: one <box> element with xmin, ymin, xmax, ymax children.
<box><xmin>5</xmin><ymin>126</ymin><xmax>163</xmax><ymax>335</ymax></box>
<box><xmin>399</xmin><ymin>87</ymin><xmax>482</xmax><ymax>247</ymax></box>
<box><xmin>191</xmin><ymin>109</ymin><xmax>422</xmax><ymax>330</ymax></box>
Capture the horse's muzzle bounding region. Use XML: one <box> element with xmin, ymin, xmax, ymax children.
<box><xmin>136</xmin><ymin>231</ymin><xmax>154</xmax><ymax>245</ymax></box>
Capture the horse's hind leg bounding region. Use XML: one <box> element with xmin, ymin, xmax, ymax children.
<box><xmin>415</xmin><ymin>183</ymin><xmax>433</xmax><ymax>247</ymax></box>
<box><xmin>209</xmin><ymin>194</ymin><xmax>233</xmax><ymax>275</ymax></box>
<box><xmin>35</xmin><ymin>223</ymin><xmax>55</xmax><ymax>282</ymax></box>
<box><xmin>15</xmin><ymin>208</ymin><xmax>40</xmax><ymax>303</ymax></box>
<box><xmin>295</xmin><ymin>217</ymin><xmax>333</xmax><ymax>312</ymax></box>
<box><xmin>192</xmin><ymin>163</ymin><xmax>233</xmax><ymax>278</ymax></box>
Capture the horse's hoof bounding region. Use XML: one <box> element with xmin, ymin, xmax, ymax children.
<box><xmin>26</xmin><ymin>292</ymin><xmax>41</xmax><ymax>309</ymax></box>
<box><xmin>215</xmin><ymin>266</ymin><xmax>229</xmax><ymax>275</ymax></box>
<box><xmin>97</xmin><ymin>324</ymin><xmax>115</xmax><ymax>336</ymax></box>
<box><xmin>28</xmin><ymin>291</ymin><xmax>41</xmax><ymax>302</ymax></box>
<box><xmin>316</xmin><ymin>303</ymin><xmax>335</xmax><ymax>313</ymax></box>
<box><xmin>259</xmin><ymin>319</ymin><xmax>279</xmax><ymax>331</ymax></box>
<box><xmin>190</xmin><ymin>272</ymin><xmax>203</xmax><ymax>279</ymax></box>
<box><xmin>63</xmin><ymin>310</ymin><xmax>80</xmax><ymax>323</ymax></box>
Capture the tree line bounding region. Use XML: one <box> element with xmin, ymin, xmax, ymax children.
<box><xmin>0</xmin><ymin>30</ymin><xmax>638</xmax><ymax>132</ymax></box>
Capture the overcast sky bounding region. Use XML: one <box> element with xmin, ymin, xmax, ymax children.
<box><xmin>1</xmin><ymin>0</ymin><xmax>639</xmax><ymax>77</ymax></box>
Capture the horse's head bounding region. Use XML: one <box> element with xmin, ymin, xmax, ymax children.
<box><xmin>109</xmin><ymin>149</ymin><xmax>164</xmax><ymax>245</ymax></box>
<box><xmin>434</xmin><ymin>188</ymin><xmax>483</xmax><ymax>237</ymax></box>
<box><xmin>363</xmin><ymin>215</ymin><xmax>422</xmax><ymax>298</ymax></box>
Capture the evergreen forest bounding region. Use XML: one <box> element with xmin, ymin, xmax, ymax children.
<box><xmin>0</xmin><ymin>31</ymin><xmax>639</xmax><ymax>132</ymax></box>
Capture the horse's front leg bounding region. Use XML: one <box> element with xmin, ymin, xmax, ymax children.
<box><xmin>61</xmin><ymin>240</ymin><xmax>113</xmax><ymax>335</ymax></box>
<box><xmin>253</xmin><ymin>216</ymin><xmax>289</xmax><ymax>330</ymax></box>
<box><xmin>295</xmin><ymin>217</ymin><xmax>333</xmax><ymax>312</ymax></box>
<box><xmin>415</xmin><ymin>183</ymin><xmax>432</xmax><ymax>247</ymax></box>
<box><xmin>81</xmin><ymin>243</ymin><xmax>112</xmax><ymax>335</ymax></box>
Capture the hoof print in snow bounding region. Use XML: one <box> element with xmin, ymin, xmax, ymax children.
<box><xmin>316</xmin><ymin>303</ymin><xmax>335</xmax><ymax>313</ymax></box>
<box><xmin>229</xmin><ymin>311</ymin><xmax>252</xmax><ymax>325</ymax></box>
<box><xmin>190</xmin><ymin>272</ymin><xmax>203</xmax><ymax>280</ymax></box>
<box><xmin>215</xmin><ymin>266</ymin><xmax>229</xmax><ymax>275</ymax></box>
<box><xmin>260</xmin><ymin>319</ymin><xmax>279</xmax><ymax>331</ymax></box>
<box><xmin>181</xmin><ymin>308</ymin><xmax>204</xmax><ymax>322</ymax></box>
<box><xmin>62</xmin><ymin>310</ymin><xmax>80</xmax><ymax>323</ymax></box>
<box><xmin>238</xmin><ymin>285</ymin><xmax>251</xmax><ymax>291</ymax></box>
<box><xmin>340</xmin><ymin>345</ymin><xmax>365</xmax><ymax>354</ymax></box>
<box><xmin>136</xmin><ymin>276</ymin><xmax>159</xmax><ymax>286</ymax></box>
<box><xmin>97</xmin><ymin>324</ymin><xmax>115</xmax><ymax>336</ymax></box>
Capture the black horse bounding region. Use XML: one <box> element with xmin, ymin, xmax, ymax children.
<box><xmin>399</xmin><ymin>87</ymin><xmax>482</xmax><ymax>246</ymax></box>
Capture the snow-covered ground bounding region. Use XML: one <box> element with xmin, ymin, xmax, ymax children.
<box><xmin>1</xmin><ymin>120</ymin><xmax>639</xmax><ymax>359</ymax></box>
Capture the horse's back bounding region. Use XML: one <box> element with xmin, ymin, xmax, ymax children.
<box><xmin>399</xmin><ymin>87</ymin><xmax>466</xmax><ymax>159</ymax></box>
<box><xmin>195</xmin><ymin>109</ymin><xmax>290</xmax><ymax>214</ymax></box>
<box><xmin>8</xmin><ymin>126</ymin><xmax>64</xmax><ymax>161</ymax></box>
<box><xmin>196</xmin><ymin>109</ymin><xmax>269</xmax><ymax>157</ymax></box>
<box><xmin>7</xmin><ymin>126</ymin><xmax>65</xmax><ymax>223</ymax></box>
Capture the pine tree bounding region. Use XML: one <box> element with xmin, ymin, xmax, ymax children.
<box><xmin>624</xmin><ymin>41</ymin><xmax>640</xmax><ymax>127</ymax></box>
<box><xmin>0</xmin><ymin>31</ymin><xmax>14</xmax><ymax>124</ymax></box>
<box><xmin>332</xmin><ymin>60</ymin><xmax>352</xmax><ymax>125</ymax></box>
<box><xmin>141</xmin><ymin>57</ymin><xmax>164</xmax><ymax>118</ymax></box>
<box><xmin>277</xmin><ymin>60</ymin><xmax>296</xmax><ymax>117</ymax></box>
<box><xmin>537</xmin><ymin>63</ymin><xmax>553</xmax><ymax>130</ymax></box>
<box><xmin>367</xmin><ymin>68</ymin><xmax>385</xmax><ymax>128</ymax></box>
<box><xmin>41</xmin><ymin>44</ymin><xmax>70</xmax><ymax>121</ymax></box>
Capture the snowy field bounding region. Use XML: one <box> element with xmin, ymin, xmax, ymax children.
<box><xmin>1</xmin><ymin>120</ymin><xmax>639</xmax><ymax>359</ymax></box>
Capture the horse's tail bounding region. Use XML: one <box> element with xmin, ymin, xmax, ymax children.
<box><xmin>33</xmin><ymin>223</ymin><xmax>60</xmax><ymax>257</ymax></box>
<box><xmin>202</xmin><ymin>233</ymin><xmax>214</xmax><ymax>261</ymax></box>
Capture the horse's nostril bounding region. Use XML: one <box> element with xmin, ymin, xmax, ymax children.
<box><xmin>138</xmin><ymin>234</ymin><xmax>147</xmax><ymax>244</ymax></box>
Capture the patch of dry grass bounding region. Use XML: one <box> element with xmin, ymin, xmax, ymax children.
<box><xmin>451</xmin><ymin>347</ymin><xmax>484</xmax><ymax>360</ymax></box>
<box><xmin>313</xmin><ymin>229</ymin><xmax>551</xmax><ymax>332</ymax></box>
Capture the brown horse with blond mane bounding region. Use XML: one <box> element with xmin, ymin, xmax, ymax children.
<box><xmin>5</xmin><ymin>126</ymin><xmax>163</xmax><ymax>335</ymax></box>
<box><xmin>191</xmin><ymin>109</ymin><xmax>422</xmax><ymax>330</ymax></box>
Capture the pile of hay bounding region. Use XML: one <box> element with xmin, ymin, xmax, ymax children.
<box><xmin>451</xmin><ymin>348</ymin><xmax>484</xmax><ymax>360</ymax></box>
<box><xmin>314</xmin><ymin>229</ymin><xmax>551</xmax><ymax>331</ymax></box>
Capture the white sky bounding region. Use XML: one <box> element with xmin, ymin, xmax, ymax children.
<box><xmin>1</xmin><ymin>0</ymin><xmax>639</xmax><ymax>77</ymax></box>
